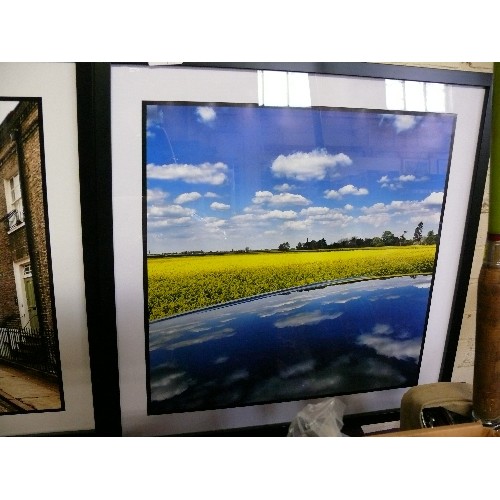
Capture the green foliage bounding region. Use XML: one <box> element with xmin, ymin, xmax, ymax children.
<box><xmin>413</xmin><ymin>221</ymin><xmax>424</xmax><ymax>243</ymax></box>
<box><xmin>423</xmin><ymin>230</ymin><xmax>438</xmax><ymax>245</ymax></box>
<box><xmin>147</xmin><ymin>246</ymin><xmax>437</xmax><ymax>321</ymax></box>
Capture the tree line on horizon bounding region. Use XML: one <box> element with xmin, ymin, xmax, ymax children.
<box><xmin>278</xmin><ymin>222</ymin><xmax>439</xmax><ymax>251</ymax></box>
<box><xmin>148</xmin><ymin>222</ymin><xmax>439</xmax><ymax>256</ymax></box>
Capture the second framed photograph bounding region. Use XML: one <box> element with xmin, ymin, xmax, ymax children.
<box><xmin>107</xmin><ymin>63</ymin><xmax>491</xmax><ymax>435</ymax></box>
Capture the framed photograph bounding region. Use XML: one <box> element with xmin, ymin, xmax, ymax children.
<box><xmin>0</xmin><ymin>63</ymin><xmax>95</xmax><ymax>435</ymax></box>
<box><xmin>105</xmin><ymin>63</ymin><xmax>491</xmax><ymax>435</ymax></box>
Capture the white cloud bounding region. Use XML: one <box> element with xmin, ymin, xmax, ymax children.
<box><xmin>340</xmin><ymin>184</ymin><xmax>368</xmax><ymax>196</ymax></box>
<box><xmin>324</xmin><ymin>189</ymin><xmax>341</xmax><ymax>200</ymax></box>
<box><xmin>174</xmin><ymin>192</ymin><xmax>202</xmax><ymax>204</ymax></box>
<box><xmin>203</xmin><ymin>217</ymin><xmax>227</xmax><ymax>229</ymax></box>
<box><xmin>324</xmin><ymin>184</ymin><xmax>368</xmax><ymax>199</ymax></box>
<box><xmin>299</xmin><ymin>207</ymin><xmax>354</xmax><ymax>226</ymax></box>
<box><xmin>252</xmin><ymin>190</ymin><xmax>311</xmax><ymax>206</ymax></box>
<box><xmin>362</xmin><ymin>198</ymin><xmax>431</xmax><ymax>215</ymax></box>
<box><xmin>381</xmin><ymin>181</ymin><xmax>399</xmax><ymax>190</ymax></box>
<box><xmin>363</xmin><ymin>202</ymin><xmax>387</xmax><ymax>213</ymax></box>
<box><xmin>358</xmin><ymin>192</ymin><xmax>444</xmax><ymax>228</ymax></box>
<box><xmin>357</xmin><ymin>213</ymin><xmax>391</xmax><ymax>227</ymax></box>
<box><xmin>147</xmin><ymin>162</ymin><xmax>228</xmax><ymax>185</ymax></box>
<box><xmin>271</xmin><ymin>148</ymin><xmax>352</xmax><ymax>181</ymax></box>
<box><xmin>147</xmin><ymin>188</ymin><xmax>168</xmax><ymax>204</ymax></box>
<box><xmin>393</xmin><ymin>114</ymin><xmax>419</xmax><ymax>133</ymax></box>
<box><xmin>261</xmin><ymin>210</ymin><xmax>297</xmax><ymax>220</ymax></box>
<box><xmin>204</xmin><ymin>191</ymin><xmax>219</xmax><ymax>198</ymax></box>
<box><xmin>232</xmin><ymin>209</ymin><xmax>297</xmax><ymax>223</ymax></box>
<box><xmin>147</xmin><ymin>202</ymin><xmax>200</xmax><ymax>231</ymax></box>
<box><xmin>379</xmin><ymin>113</ymin><xmax>423</xmax><ymax>135</ymax></box>
<box><xmin>148</xmin><ymin>204</ymin><xmax>195</xmax><ymax>219</ymax></box>
<box><xmin>379</xmin><ymin>174</ymin><xmax>425</xmax><ymax>190</ymax></box>
<box><xmin>148</xmin><ymin>216</ymin><xmax>193</xmax><ymax>229</ymax></box>
<box><xmin>283</xmin><ymin>219</ymin><xmax>311</xmax><ymax>231</ymax></box>
<box><xmin>300</xmin><ymin>206</ymin><xmax>330</xmax><ymax>216</ymax></box>
<box><xmin>422</xmin><ymin>191</ymin><xmax>443</xmax><ymax>206</ymax></box>
<box><xmin>281</xmin><ymin>206</ymin><xmax>353</xmax><ymax>230</ymax></box>
<box><xmin>196</xmin><ymin>106</ymin><xmax>216</xmax><ymax>123</ymax></box>
<box><xmin>274</xmin><ymin>183</ymin><xmax>296</xmax><ymax>192</ymax></box>
<box><xmin>210</xmin><ymin>202</ymin><xmax>230</xmax><ymax>211</ymax></box>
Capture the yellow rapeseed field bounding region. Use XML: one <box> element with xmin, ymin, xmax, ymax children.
<box><xmin>147</xmin><ymin>246</ymin><xmax>436</xmax><ymax>321</ymax></box>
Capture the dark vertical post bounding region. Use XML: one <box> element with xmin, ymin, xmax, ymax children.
<box><xmin>76</xmin><ymin>63</ymin><xmax>122</xmax><ymax>436</ymax></box>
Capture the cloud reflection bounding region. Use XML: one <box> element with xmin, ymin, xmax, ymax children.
<box><xmin>149</xmin><ymin>274</ymin><xmax>430</xmax><ymax>411</ymax></box>
<box><xmin>274</xmin><ymin>310</ymin><xmax>343</xmax><ymax>328</ymax></box>
<box><xmin>357</xmin><ymin>323</ymin><xmax>421</xmax><ymax>361</ymax></box>
<box><xmin>150</xmin><ymin>368</ymin><xmax>194</xmax><ymax>402</ymax></box>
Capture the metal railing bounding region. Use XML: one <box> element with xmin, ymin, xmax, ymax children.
<box><xmin>1</xmin><ymin>209</ymin><xmax>24</xmax><ymax>231</ymax></box>
<box><xmin>0</xmin><ymin>326</ymin><xmax>59</xmax><ymax>376</ymax></box>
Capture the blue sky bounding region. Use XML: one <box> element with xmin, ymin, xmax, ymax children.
<box><xmin>145</xmin><ymin>103</ymin><xmax>455</xmax><ymax>253</ymax></box>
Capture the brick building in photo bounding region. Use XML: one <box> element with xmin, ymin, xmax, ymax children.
<box><xmin>0</xmin><ymin>99</ymin><xmax>60</xmax><ymax>380</ymax></box>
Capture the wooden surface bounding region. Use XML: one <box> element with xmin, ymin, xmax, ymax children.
<box><xmin>371</xmin><ymin>421</ymin><xmax>498</xmax><ymax>437</ymax></box>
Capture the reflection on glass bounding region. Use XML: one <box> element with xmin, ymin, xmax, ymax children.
<box><xmin>425</xmin><ymin>83</ymin><xmax>446</xmax><ymax>112</ymax></box>
<box><xmin>149</xmin><ymin>275</ymin><xmax>431</xmax><ymax>414</ymax></box>
<box><xmin>385</xmin><ymin>79</ymin><xmax>405</xmax><ymax>110</ymax></box>
<box><xmin>288</xmin><ymin>72</ymin><xmax>311</xmax><ymax>107</ymax></box>
<box><xmin>386</xmin><ymin>79</ymin><xmax>446</xmax><ymax>112</ymax></box>
<box><xmin>258</xmin><ymin>70</ymin><xmax>311</xmax><ymax>107</ymax></box>
<box><xmin>405</xmin><ymin>81</ymin><xmax>427</xmax><ymax>111</ymax></box>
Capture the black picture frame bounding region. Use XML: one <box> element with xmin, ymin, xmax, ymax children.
<box><xmin>77</xmin><ymin>62</ymin><xmax>492</xmax><ymax>436</ymax></box>
<box><xmin>76</xmin><ymin>63</ymin><xmax>122</xmax><ymax>436</ymax></box>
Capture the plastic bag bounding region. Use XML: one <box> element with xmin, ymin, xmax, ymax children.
<box><xmin>287</xmin><ymin>398</ymin><xmax>346</xmax><ymax>437</ymax></box>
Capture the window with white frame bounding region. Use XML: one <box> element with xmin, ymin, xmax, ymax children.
<box><xmin>23</xmin><ymin>263</ymin><xmax>32</xmax><ymax>278</ymax></box>
<box><xmin>4</xmin><ymin>173</ymin><xmax>24</xmax><ymax>229</ymax></box>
